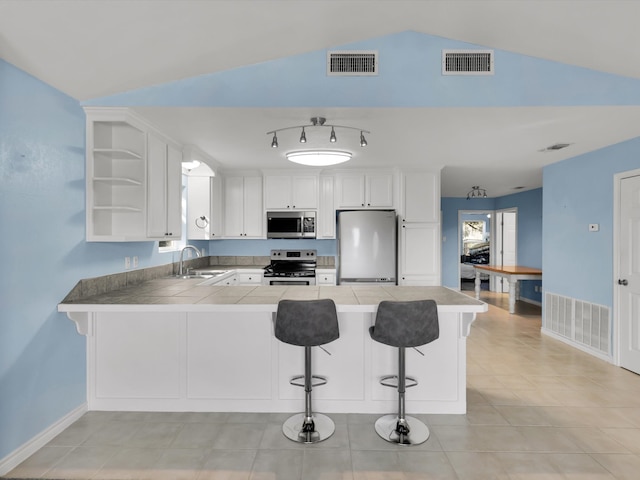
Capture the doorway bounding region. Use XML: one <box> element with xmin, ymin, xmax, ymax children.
<box><xmin>494</xmin><ymin>208</ymin><xmax>517</xmax><ymax>293</ymax></box>
<box><xmin>458</xmin><ymin>211</ymin><xmax>492</xmax><ymax>291</ymax></box>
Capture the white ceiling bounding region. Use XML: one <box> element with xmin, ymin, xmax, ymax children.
<box><xmin>2</xmin><ymin>0</ymin><xmax>640</xmax><ymax>197</ymax></box>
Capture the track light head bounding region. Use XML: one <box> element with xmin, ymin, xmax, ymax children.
<box><xmin>360</xmin><ymin>131</ymin><xmax>368</xmax><ymax>147</ymax></box>
<box><xmin>271</xmin><ymin>133</ymin><xmax>278</xmax><ymax>148</ymax></box>
<box><xmin>330</xmin><ymin>127</ymin><xmax>337</xmax><ymax>143</ymax></box>
<box><xmin>299</xmin><ymin>127</ymin><xmax>306</xmax><ymax>143</ymax></box>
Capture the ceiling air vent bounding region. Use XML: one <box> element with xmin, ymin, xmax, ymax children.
<box><xmin>327</xmin><ymin>51</ymin><xmax>378</xmax><ymax>76</ymax></box>
<box><xmin>442</xmin><ymin>49</ymin><xmax>494</xmax><ymax>75</ymax></box>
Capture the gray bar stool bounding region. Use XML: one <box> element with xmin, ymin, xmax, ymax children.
<box><xmin>370</xmin><ymin>299</ymin><xmax>439</xmax><ymax>445</ymax></box>
<box><xmin>275</xmin><ymin>298</ymin><xmax>340</xmax><ymax>443</ymax></box>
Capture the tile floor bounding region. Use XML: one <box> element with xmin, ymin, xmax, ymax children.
<box><xmin>5</xmin><ymin>291</ymin><xmax>640</xmax><ymax>479</ymax></box>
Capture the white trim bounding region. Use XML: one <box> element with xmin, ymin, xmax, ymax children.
<box><xmin>519</xmin><ymin>297</ymin><xmax>542</xmax><ymax>307</ymax></box>
<box><xmin>0</xmin><ymin>403</ymin><xmax>87</xmax><ymax>476</ymax></box>
<box><xmin>541</xmin><ymin>327</ymin><xmax>613</xmax><ymax>364</ymax></box>
<box><xmin>613</xmin><ymin>167</ymin><xmax>640</xmax><ymax>367</ymax></box>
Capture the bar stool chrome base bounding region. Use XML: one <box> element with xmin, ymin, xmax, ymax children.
<box><xmin>374</xmin><ymin>414</ymin><xmax>430</xmax><ymax>445</ymax></box>
<box><xmin>282</xmin><ymin>413</ymin><xmax>335</xmax><ymax>444</ymax></box>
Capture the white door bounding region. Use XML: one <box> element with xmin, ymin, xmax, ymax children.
<box><xmin>619</xmin><ymin>174</ymin><xmax>640</xmax><ymax>374</ymax></box>
<box><xmin>494</xmin><ymin>209</ymin><xmax>517</xmax><ymax>293</ymax></box>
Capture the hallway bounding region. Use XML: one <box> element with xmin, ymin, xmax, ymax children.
<box><xmin>5</xmin><ymin>296</ymin><xmax>640</xmax><ymax>479</ymax></box>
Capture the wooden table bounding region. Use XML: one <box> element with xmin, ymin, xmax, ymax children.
<box><xmin>473</xmin><ymin>265</ymin><xmax>542</xmax><ymax>314</ymax></box>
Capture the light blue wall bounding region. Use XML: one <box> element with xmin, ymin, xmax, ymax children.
<box><xmin>543</xmin><ymin>139</ymin><xmax>640</xmax><ymax>307</ymax></box>
<box><xmin>0</xmin><ymin>59</ymin><xmax>189</xmax><ymax>460</ymax></box>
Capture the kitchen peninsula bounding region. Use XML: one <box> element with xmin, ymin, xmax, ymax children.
<box><xmin>59</xmin><ymin>277</ymin><xmax>487</xmax><ymax>415</ymax></box>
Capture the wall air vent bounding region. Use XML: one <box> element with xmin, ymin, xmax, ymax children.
<box><xmin>442</xmin><ymin>50</ymin><xmax>494</xmax><ymax>75</ymax></box>
<box><xmin>327</xmin><ymin>51</ymin><xmax>378</xmax><ymax>76</ymax></box>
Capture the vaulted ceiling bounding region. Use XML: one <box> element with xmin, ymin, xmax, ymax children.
<box><xmin>2</xmin><ymin>0</ymin><xmax>640</xmax><ymax>197</ymax></box>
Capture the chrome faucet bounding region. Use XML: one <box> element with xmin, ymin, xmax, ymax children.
<box><xmin>178</xmin><ymin>245</ymin><xmax>201</xmax><ymax>276</ymax></box>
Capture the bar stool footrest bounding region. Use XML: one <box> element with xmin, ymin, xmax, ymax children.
<box><xmin>290</xmin><ymin>374</ymin><xmax>328</xmax><ymax>388</ymax></box>
<box><xmin>379</xmin><ymin>374</ymin><xmax>418</xmax><ymax>389</ymax></box>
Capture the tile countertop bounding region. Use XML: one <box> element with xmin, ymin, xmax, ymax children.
<box><xmin>58</xmin><ymin>276</ymin><xmax>487</xmax><ymax>315</ymax></box>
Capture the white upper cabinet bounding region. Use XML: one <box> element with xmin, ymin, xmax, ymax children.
<box><xmin>223</xmin><ymin>175</ymin><xmax>263</xmax><ymax>238</ymax></box>
<box><xmin>401</xmin><ymin>170</ymin><xmax>440</xmax><ymax>223</ymax></box>
<box><xmin>85</xmin><ymin>107</ymin><xmax>183</xmax><ymax>242</ymax></box>
<box><xmin>264</xmin><ymin>174</ymin><xmax>318</xmax><ymax>210</ymax></box>
<box><xmin>147</xmin><ymin>134</ymin><xmax>182</xmax><ymax>239</ymax></box>
<box><xmin>187</xmin><ymin>176</ymin><xmax>222</xmax><ymax>240</ymax></box>
<box><xmin>336</xmin><ymin>172</ymin><xmax>393</xmax><ymax>209</ymax></box>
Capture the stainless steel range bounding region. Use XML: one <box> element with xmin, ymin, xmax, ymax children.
<box><xmin>263</xmin><ymin>249</ymin><xmax>317</xmax><ymax>286</ymax></box>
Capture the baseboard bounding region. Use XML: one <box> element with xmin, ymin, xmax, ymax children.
<box><xmin>0</xmin><ymin>403</ymin><xmax>87</xmax><ymax>476</ymax></box>
<box><xmin>519</xmin><ymin>297</ymin><xmax>542</xmax><ymax>307</ymax></box>
<box><xmin>541</xmin><ymin>328</ymin><xmax>613</xmax><ymax>363</ymax></box>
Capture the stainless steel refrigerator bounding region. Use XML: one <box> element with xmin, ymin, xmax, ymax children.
<box><xmin>337</xmin><ymin>210</ymin><xmax>397</xmax><ymax>285</ymax></box>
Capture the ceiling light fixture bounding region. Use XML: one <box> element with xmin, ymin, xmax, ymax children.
<box><xmin>286</xmin><ymin>150</ymin><xmax>352</xmax><ymax>166</ymax></box>
<box><xmin>467</xmin><ymin>185</ymin><xmax>487</xmax><ymax>200</ymax></box>
<box><xmin>267</xmin><ymin>117</ymin><xmax>370</xmax><ymax>148</ymax></box>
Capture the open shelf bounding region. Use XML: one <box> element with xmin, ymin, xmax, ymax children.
<box><xmin>93</xmin><ymin>206</ymin><xmax>143</xmax><ymax>212</ymax></box>
<box><xmin>93</xmin><ymin>148</ymin><xmax>143</xmax><ymax>160</ymax></box>
<box><xmin>93</xmin><ymin>177</ymin><xmax>143</xmax><ymax>186</ymax></box>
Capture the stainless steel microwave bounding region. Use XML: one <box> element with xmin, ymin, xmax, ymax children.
<box><xmin>266</xmin><ymin>211</ymin><xmax>316</xmax><ymax>239</ymax></box>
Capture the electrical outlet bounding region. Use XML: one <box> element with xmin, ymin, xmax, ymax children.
<box><xmin>589</xmin><ymin>223</ymin><xmax>599</xmax><ymax>232</ymax></box>
<box><xmin>124</xmin><ymin>257</ymin><xmax>131</xmax><ymax>269</ymax></box>
<box><xmin>133</xmin><ymin>256</ymin><xmax>139</xmax><ymax>268</ymax></box>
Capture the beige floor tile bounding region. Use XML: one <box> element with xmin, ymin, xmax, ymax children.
<box><xmin>591</xmin><ymin>453</ymin><xmax>640</xmax><ymax>480</ymax></box>
<box><xmin>197</xmin><ymin>450</ymin><xmax>256</xmax><ymax>480</ymax></box>
<box><xmin>599</xmin><ymin>428</ymin><xmax>640</xmax><ymax>454</ymax></box>
<box><xmin>42</xmin><ymin>446</ymin><xmax>118</xmax><ymax>479</ymax></box>
<box><xmin>250</xmin><ymin>449</ymin><xmax>303</xmax><ymax>480</ymax></box>
<box><xmin>6</xmin><ymin>446</ymin><xmax>73</xmax><ymax>478</ymax></box>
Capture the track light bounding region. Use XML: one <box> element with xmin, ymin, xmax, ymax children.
<box><xmin>329</xmin><ymin>127</ymin><xmax>337</xmax><ymax>143</ymax></box>
<box><xmin>266</xmin><ymin>117</ymin><xmax>370</xmax><ymax>149</ymax></box>
<box><xmin>466</xmin><ymin>186</ymin><xmax>488</xmax><ymax>200</ymax></box>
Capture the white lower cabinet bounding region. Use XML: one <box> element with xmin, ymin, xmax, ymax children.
<box><xmin>95</xmin><ymin>312</ymin><xmax>183</xmax><ymax>399</ymax></box>
<box><xmin>187</xmin><ymin>312</ymin><xmax>272</xmax><ymax>399</ymax></box>
<box><xmin>399</xmin><ymin>222</ymin><xmax>441</xmax><ymax>286</ymax></box>
<box><xmin>85</xmin><ymin>308</ymin><xmax>468</xmax><ymax>413</ymax></box>
<box><xmin>316</xmin><ymin>269</ymin><xmax>336</xmax><ymax>285</ymax></box>
<box><xmin>237</xmin><ymin>271</ymin><xmax>263</xmax><ymax>285</ymax></box>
